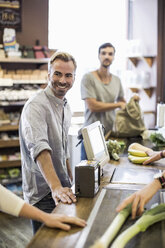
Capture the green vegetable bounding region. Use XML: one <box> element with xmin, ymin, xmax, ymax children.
<box><xmin>111</xmin><ymin>203</ymin><xmax>165</xmax><ymax>248</ymax></box>
<box><xmin>8</xmin><ymin>168</ymin><xmax>20</xmax><ymax>178</ymax></box>
<box><xmin>112</xmin><ymin>152</ymin><xmax>120</xmax><ymax>161</ymax></box>
<box><xmin>150</xmin><ymin>132</ymin><xmax>165</xmax><ymax>147</ymax></box>
<box><xmin>90</xmin><ymin>204</ymin><xmax>131</xmax><ymax>248</ymax></box>
<box><xmin>106</xmin><ymin>139</ymin><xmax>125</xmax><ymax>160</ymax></box>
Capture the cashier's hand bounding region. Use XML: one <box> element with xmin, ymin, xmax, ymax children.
<box><xmin>143</xmin><ymin>151</ymin><xmax>162</xmax><ymax>165</ymax></box>
<box><xmin>43</xmin><ymin>213</ymin><xmax>86</xmax><ymax>231</ymax></box>
<box><xmin>116</xmin><ymin>180</ymin><xmax>160</xmax><ymax>219</ymax></box>
<box><xmin>52</xmin><ymin>186</ymin><xmax>77</xmax><ymax>205</ymax></box>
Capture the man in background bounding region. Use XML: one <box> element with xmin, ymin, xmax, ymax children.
<box><xmin>80</xmin><ymin>42</ymin><xmax>126</xmax><ymax>159</ymax></box>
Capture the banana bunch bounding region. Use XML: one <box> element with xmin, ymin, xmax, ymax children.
<box><xmin>128</xmin><ymin>143</ymin><xmax>150</xmax><ymax>164</ymax></box>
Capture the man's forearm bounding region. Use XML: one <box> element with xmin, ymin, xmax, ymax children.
<box><xmin>36</xmin><ymin>150</ymin><xmax>61</xmax><ymax>191</ymax></box>
<box><xmin>66</xmin><ymin>159</ymin><xmax>73</xmax><ymax>182</ymax></box>
<box><xmin>86</xmin><ymin>98</ymin><xmax>125</xmax><ymax>112</ymax></box>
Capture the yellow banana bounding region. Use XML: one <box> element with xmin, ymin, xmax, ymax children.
<box><xmin>128</xmin><ymin>149</ymin><xmax>147</xmax><ymax>157</ymax></box>
<box><xmin>128</xmin><ymin>143</ymin><xmax>152</xmax><ymax>153</ymax></box>
<box><xmin>128</xmin><ymin>155</ymin><xmax>150</xmax><ymax>164</ymax></box>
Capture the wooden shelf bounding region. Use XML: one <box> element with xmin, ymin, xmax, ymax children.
<box><xmin>0</xmin><ymin>139</ymin><xmax>19</xmax><ymax>148</ymax></box>
<box><xmin>0</xmin><ymin>101</ymin><xmax>26</xmax><ymax>106</ymax></box>
<box><xmin>0</xmin><ymin>160</ymin><xmax>21</xmax><ymax>168</ymax></box>
<box><xmin>143</xmin><ymin>87</ymin><xmax>155</xmax><ymax>98</ymax></box>
<box><xmin>128</xmin><ymin>57</ymin><xmax>141</xmax><ymax>66</ymax></box>
<box><xmin>129</xmin><ymin>87</ymin><xmax>140</xmax><ymax>93</ymax></box>
<box><xmin>128</xmin><ymin>56</ymin><xmax>156</xmax><ymax>67</ymax></box>
<box><xmin>0</xmin><ymin>176</ymin><xmax>22</xmax><ymax>186</ymax></box>
<box><xmin>0</xmin><ymin>58</ymin><xmax>49</xmax><ymax>64</ymax></box>
<box><xmin>0</xmin><ymin>125</ymin><xmax>19</xmax><ymax>132</ymax></box>
<box><xmin>143</xmin><ymin>56</ymin><xmax>155</xmax><ymax>67</ymax></box>
<box><xmin>129</xmin><ymin>86</ymin><xmax>155</xmax><ymax>98</ymax></box>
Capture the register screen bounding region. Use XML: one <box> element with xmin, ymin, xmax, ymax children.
<box><xmin>89</xmin><ymin>127</ymin><xmax>105</xmax><ymax>156</ymax></box>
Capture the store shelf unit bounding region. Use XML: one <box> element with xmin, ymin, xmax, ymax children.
<box><xmin>127</xmin><ymin>55</ymin><xmax>156</xmax><ymax>98</ymax></box>
<box><xmin>0</xmin><ymin>139</ymin><xmax>19</xmax><ymax>148</ymax></box>
<box><xmin>0</xmin><ymin>57</ymin><xmax>49</xmax><ymax>70</ymax></box>
<box><xmin>0</xmin><ymin>160</ymin><xmax>21</xmax><ymax>168</ymax></box>
<box><xmin>0</xmin><ymin>58</ymin><xmax>48</xmax><ymax>189</ymax></box>
<box><xmin>0</xmin><ymin>58</ymin><xmax>49</xmax><ymax>64</ymax></box>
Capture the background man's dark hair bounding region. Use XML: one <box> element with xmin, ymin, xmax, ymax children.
<box><xmin>98</xmin><ymin>42</ymin><xmax>116</xmax><ymax>54</ymax></box>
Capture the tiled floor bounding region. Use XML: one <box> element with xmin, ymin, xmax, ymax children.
<box><xmin>0</xmin><ymin>212</ymin><xmax>33</xmax><ymax>248</ymax></box>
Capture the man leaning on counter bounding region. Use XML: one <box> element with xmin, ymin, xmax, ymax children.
<box><xmin>19</xmin><ymin>51</ymin><xmax>84</xmax><ymax>234</ymax></box>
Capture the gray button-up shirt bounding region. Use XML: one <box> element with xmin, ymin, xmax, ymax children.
<box><xmin>19</xmin><ymin>86</ymin><xmax>71</xmax><ymax>205</ymax></box>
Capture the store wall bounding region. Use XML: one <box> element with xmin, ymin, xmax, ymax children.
<box><xmin>132</xmin><ymin>0</ymin><xmax>157</xmax><ymax>55</ymax></box>
<box><xmin>157</xmin><ymin>0</ymin><xmax>165</xmax><ymax>103</ymax></box>
<box><xmin>129</xmin><ymin>0</ymin><xmax>157</xmax><ymax>128</ymax></box>
<box><xmin>0</xmin><ymin>0</ymin><xmax>48</xmax><ymax>46</ymax></box>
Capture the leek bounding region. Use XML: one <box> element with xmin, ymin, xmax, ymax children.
<box><xmin>111</xmin><ymin>203</ymin><xmax>165</xmax><ymax>248</ymax></box>
<box><xmin>90</xmin><ymin>204</ymin><xmax>131</xmax><ymax>248</ymax></box>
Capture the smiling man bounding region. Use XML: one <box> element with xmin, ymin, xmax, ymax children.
<box><xmin>80</xmin><ymin>43</ymin><xmax>126</xmax><ymax>159</ymax></box>
<box><xmin>19</xmin><ymin>52</ymin><xmax>77</xmax><ymax>233</ymax></box>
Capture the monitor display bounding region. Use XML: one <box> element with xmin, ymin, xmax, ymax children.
<box><xmin>82</xmin><ymin>121</ymin><xmax>110</xmax><ymax>169</ymax></box>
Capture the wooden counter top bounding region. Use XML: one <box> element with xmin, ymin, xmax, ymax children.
<box><xmin>26</xmin><ymin>141</ymin><xmax>165</xmax><ymax>248</ymax></box>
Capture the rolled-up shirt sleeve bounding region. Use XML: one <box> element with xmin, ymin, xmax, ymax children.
<box><xmin>21</xmin><ymin>102</ymin><xmax>52</xmax><ymax>161</ymax></box>
<box><xmin>0</xmin><ymin>184</ymin><xmax>25</xmax><ymax>216</ymax></box>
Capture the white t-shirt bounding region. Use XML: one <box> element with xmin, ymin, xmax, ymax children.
<box><xmin>0</xmin><ymin>184</ymin><xmax>25</xmax><ymax>216</ymax></box>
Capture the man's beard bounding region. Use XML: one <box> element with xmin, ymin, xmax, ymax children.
<box><xmin>102</xmin><ymin>59</ymin><xmax>111</xmax><ymax>68</ymax></box>
<box><xmin>102</xmin><ymin>64</ymin><xmax>110</xmax><ymax>68</ymax></box>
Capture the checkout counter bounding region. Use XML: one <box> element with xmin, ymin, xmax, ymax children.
<box><xmin>26</xmin><ymin>137</ymin><xmax>165</xmax><ymax>248</ymax></box>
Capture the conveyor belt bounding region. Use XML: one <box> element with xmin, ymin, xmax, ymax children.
<box><xmin>77</xmin><ymin>187</ymin><xmax>165</xmax><ymax>248</ymax></box>
<box><xmin>110</xmin><ymin>167</ymin><xmax>160</xmax><ymax>185</ymax></box>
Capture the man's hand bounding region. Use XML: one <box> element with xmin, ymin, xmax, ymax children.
<box><xmin>132</xmin><ymin>94</ymin><xmax>140</xmax><ymax>101</ymax></box>
<box><xmin>52</xmin><ymin>186</ymin><xmax>77</xmax><ymax>205</ymax></box>
<box><xmin>118</xmin><ymin>101</ymin><xmax>126</xmax><ymax>110</ymax></box>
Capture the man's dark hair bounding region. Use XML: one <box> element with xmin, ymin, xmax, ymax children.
<box><xmin>98</xmin><ymin>43</ymin><xmax>116</xmax><ymax>54</ymax></box>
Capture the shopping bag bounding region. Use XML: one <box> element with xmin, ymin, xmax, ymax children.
<box><xmin>112</xmin><ymin>97</ymin><xmax>146</xmax><ymax>138</ymax></box>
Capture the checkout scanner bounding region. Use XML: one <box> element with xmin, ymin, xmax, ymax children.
<box><xmin>75</xmin><ymin>121</ymin><xmax>110</xmax><ymax>197</ymax></box>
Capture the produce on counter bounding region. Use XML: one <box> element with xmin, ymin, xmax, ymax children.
<box><xmin>128</xmin><ymin>142</ymin><xmax>152</xmax><ymax>153</ymax></box>
<box><xmin>111</xmin><ymin>203</ymin><xmax>165</xmax><ymax>248</ymax></box>
<box><xmin>128</xmin><ymin>149</ymin><xmax>147</xmax><ymax>157</ymax></box>
<box><xmin>128</xmin><ymin>143</ymin><xmax>151</xmax><ymax>164</ymax></box>
<box><xmin>106</xmin><ymin>139</ymin><xmax>125</xmax><ymax>161</ymax></box>
<box><xmin>150</xmin><ymin>132</ymin><xmax>165</xmax><ymax>147</ymax></box>
<box><xmin>90</xmin><ymin>204</ymin><xmax>132</xmax><ymax>248</ymax></box>
<box><xmin>128</xmin><ymin>155</ymin><xmax>150</xmax><ymax>164</ymax></box>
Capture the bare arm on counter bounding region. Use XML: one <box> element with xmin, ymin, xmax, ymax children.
<box><xmin>116</xmin><ymin>172</ymin><xmax>165</xmax><ymax>219</ymax></box>
<box><xmin>0</xmin><ymin>184</ymin><xmax>86</xmax><ymax>231</ymax></box>
<box><xmin>20</xmin><ymin>201</ymin><xmax>86</xmax><ymax>230</ymax></box>
<box><xmin>143</xmin><ymin>150</ymin><xmax>165</xmax><ymax>165</ymax></box>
